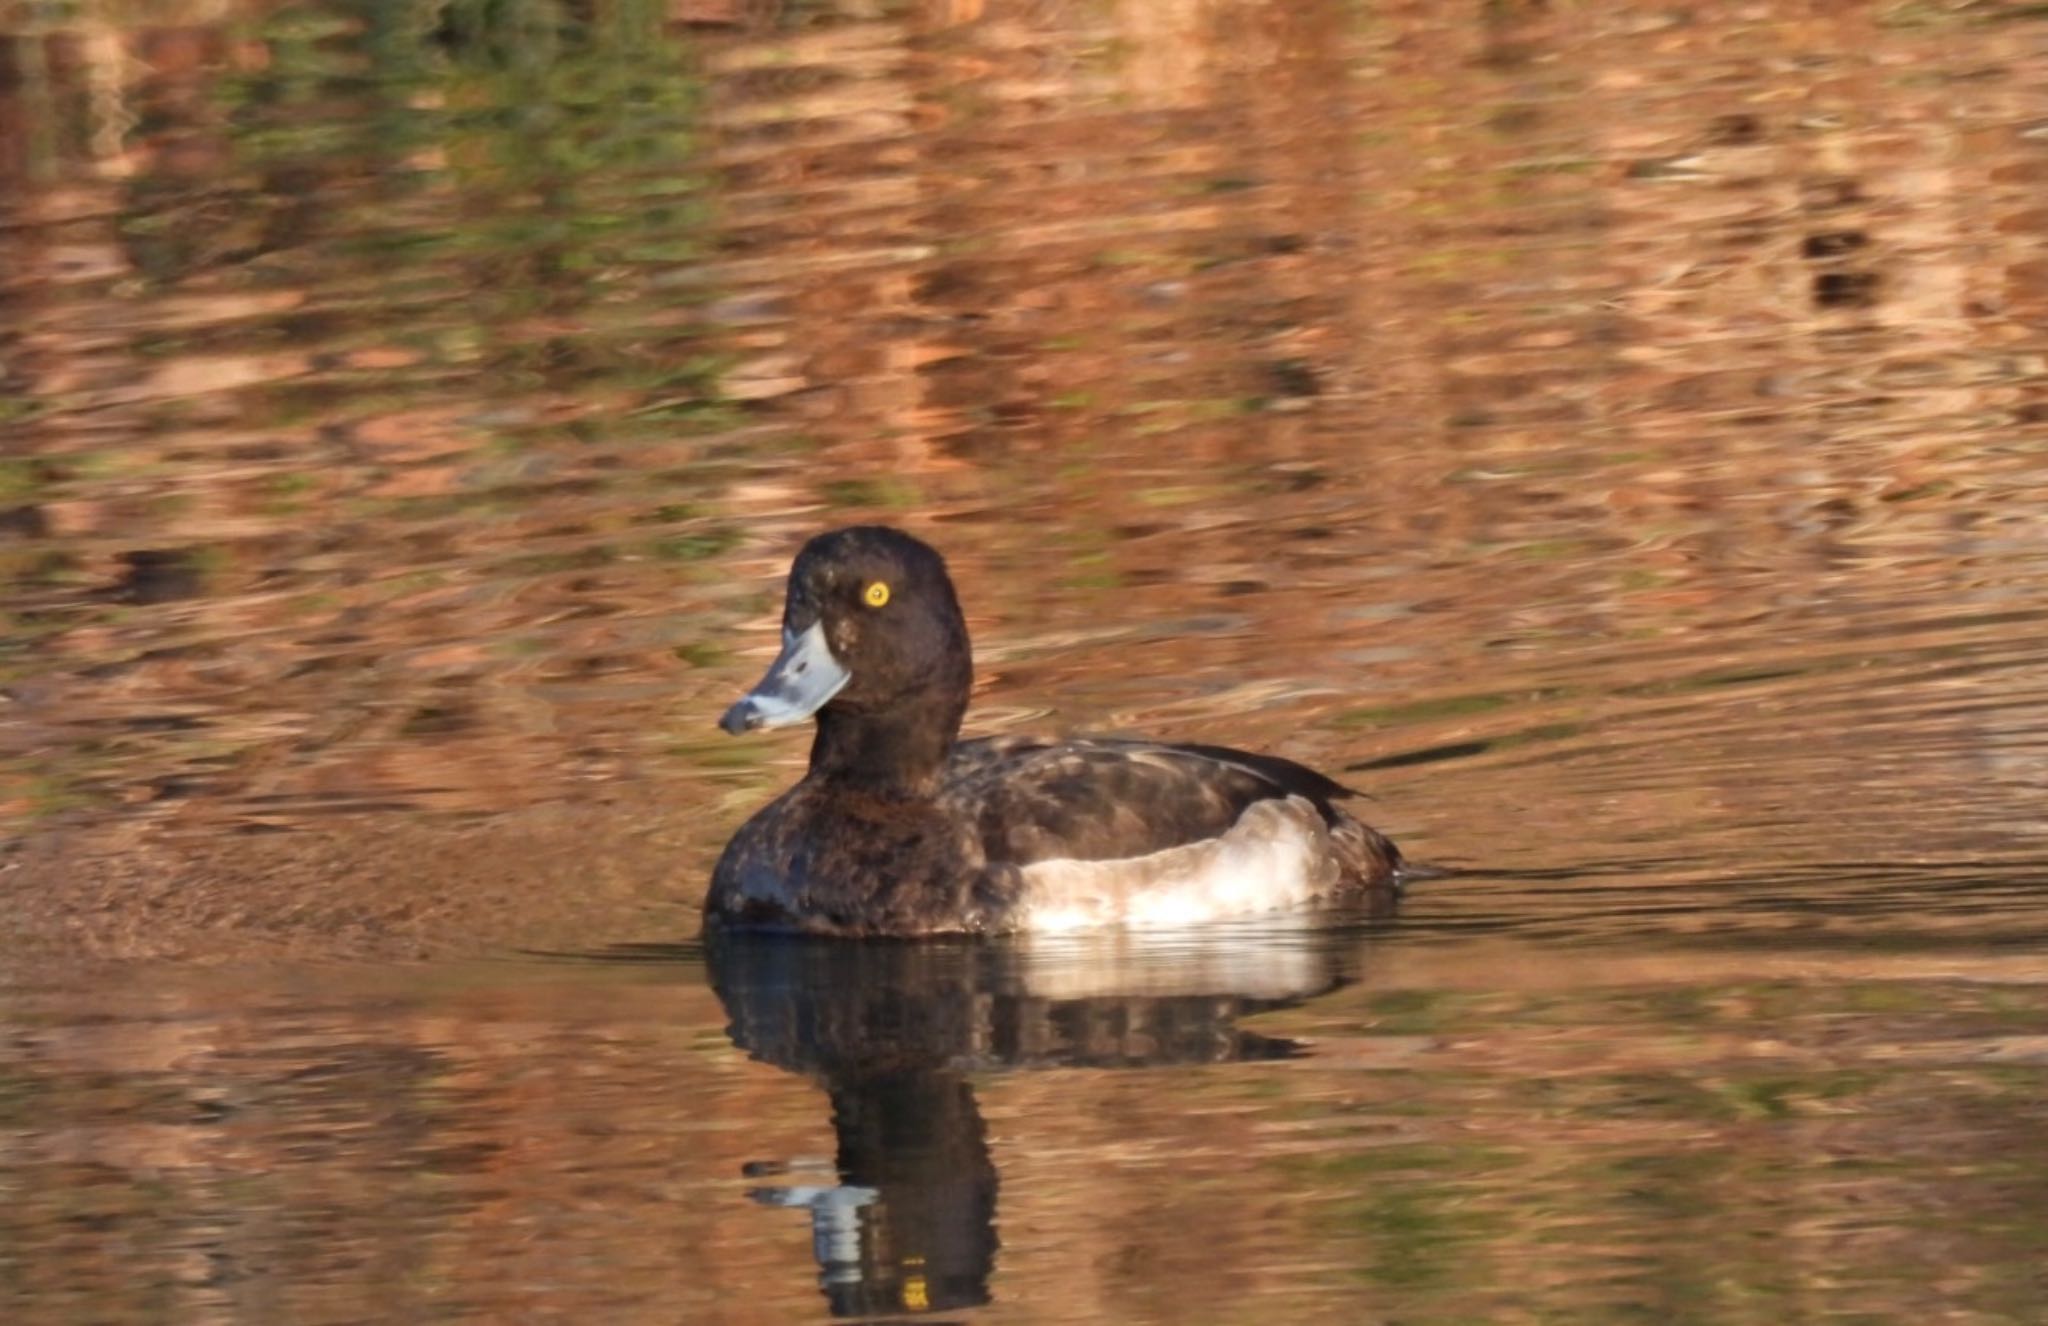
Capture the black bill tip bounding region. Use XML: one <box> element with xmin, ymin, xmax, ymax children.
<box><xmin>718</xmin><ymin>699</ymin><xmax>762</xmax><ymax>735</ymax></box>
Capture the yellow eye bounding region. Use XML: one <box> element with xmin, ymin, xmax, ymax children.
<box><xmin>863</xmin><ymin>581</ymin><xmax>890</xmax><ymax>608</ymax></box>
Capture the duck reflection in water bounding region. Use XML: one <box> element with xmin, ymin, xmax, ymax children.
<box><xmin>705</xmin><ymin>916</ymin><xmax>1382</xmax><ymax>1316</ymax></box>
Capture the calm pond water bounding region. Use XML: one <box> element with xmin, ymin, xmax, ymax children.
<box><xmin>5</xmin><ymin>0</ymin><xmax>2048</xmax><ymax>1319</ymax></box>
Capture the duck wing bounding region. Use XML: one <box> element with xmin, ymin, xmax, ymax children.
<box><xmin>942</xmin><ymin>735</ymin><xmax>1387</xmax><ymax>869</ymax></box>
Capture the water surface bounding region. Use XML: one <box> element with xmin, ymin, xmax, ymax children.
<box><xmin>4</xmin><ymin>0</ymin><xmax>2048</xmax><ymax>1319</ymax></box>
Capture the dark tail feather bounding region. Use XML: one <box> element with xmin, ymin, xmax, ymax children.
<box><xmin>1329</xmin><ymin>810</ymin><xmax>1403</xmax><ymax>890</ymax></box>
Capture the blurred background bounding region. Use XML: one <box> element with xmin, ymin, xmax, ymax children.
<box><xmin>3</xmin><ymin>2</ymin><xmax>2048</xmax><ymax>1320</ymax></box>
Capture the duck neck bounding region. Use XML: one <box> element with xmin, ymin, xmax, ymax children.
<box><xmin>809</xmin><ymin>694</ymin><xmax>964</xmax><ymax>795</ymax></box>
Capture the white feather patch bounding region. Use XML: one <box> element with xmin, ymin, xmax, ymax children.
<box><xmin>1012</xmin><ymin>795</ymin><xmax>1340</xmax><ymax>933</ymax></box>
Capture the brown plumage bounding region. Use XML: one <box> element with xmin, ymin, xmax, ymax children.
<box><xmin>707</xmin><ymin>526</ymin><xmax>1404</xmax><ymax>936</ymax></box>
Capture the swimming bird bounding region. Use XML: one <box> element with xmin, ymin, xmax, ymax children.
<box><xmin>707</xmin><ymin>525</ymin><xmax>1403</xmax><ymax>935</ymax></box>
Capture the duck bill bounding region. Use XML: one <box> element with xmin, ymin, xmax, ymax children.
<box><xmin>719</xmin><ymin>620</ymin><xmax>851</xmax><ymax>734</ymax></box>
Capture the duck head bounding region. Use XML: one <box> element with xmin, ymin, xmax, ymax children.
<box><xmin>720</xmin><ymin>526</ymin><xmax>973</xmax><ymax>781</ymax></box>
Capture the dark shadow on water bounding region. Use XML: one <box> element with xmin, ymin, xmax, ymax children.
<box><xmin>574</xmin><ymin>917</ymin><xmax>1387</xmax><ymax>1317</ymax></box>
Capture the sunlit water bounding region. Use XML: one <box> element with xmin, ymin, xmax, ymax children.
<box><xmin>4</xmin><ymin>1</ymin><xmax>2048</xmax><ymax>1320</ymax></box>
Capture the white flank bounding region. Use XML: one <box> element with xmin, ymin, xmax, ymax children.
<box><xmin>1013</xmin><ymin>795</ymin><xmax>1340</xmax><ymax>934</ymax></box>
